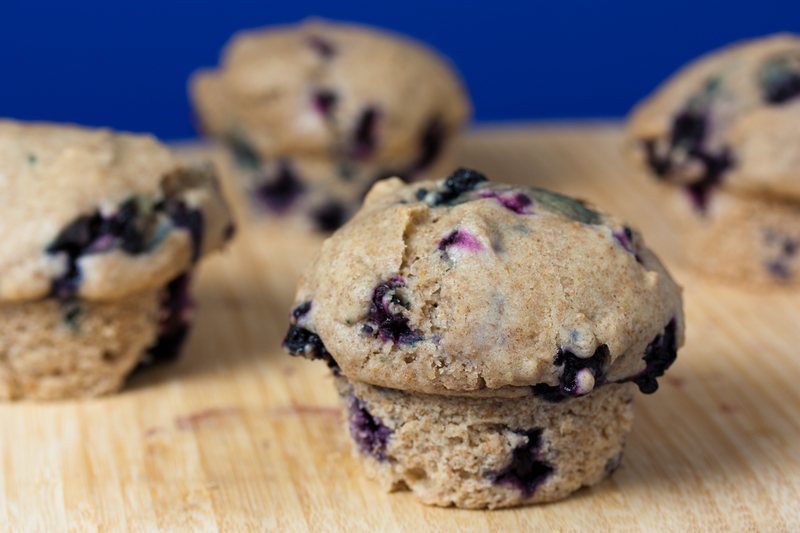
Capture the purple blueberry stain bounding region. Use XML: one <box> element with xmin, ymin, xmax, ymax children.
<box><xmin>613</xmin><ymin>226</ymin><xmax>643</xmax><ymax>264</ymax></box>
<box><xmin>438</xmin><ymin>228</ymin><xmax>484</xmax><ymax>253</ymax></box>
<box><xmin>363</xmin><ymin>276</ymin><xmax>421</xmax><ymax>344</ymax></box>
<box><xmin>142</xmin><ymin>273</ymin><xmax>194</xmax><ymax>365</ymax></box>
<box><xmin>312</xmin><ymin>89</ymin><xmax>338</xmax><ymax>117</ymax></box>
<box><xmin>350</xmin><ymin>107</ymin><xmax>380</xmax><ymax>160</ymax></box>
<box><xmin>490</xmin><ymin>428</ymin><xmax>553</xmax><ymax>498</ymax></box>
<box><xmin>347</xmin><ymin>395</ymin><xmax>391</xmax><ymax>461</ymax></box>
<box><xmin>252</xmin><ymin>160</ymin><xmax>305</xmax><ymax>214</ymax></box>
<box><xmin>627</xmin><ymin>319</ymin><xmax>678</xmax><ymax>394</ymax></box>
<box><xmin>759</xmin><ymin>53</ymin><xmax>800</xmax><ymax>104</ymax></box>
<box><xmin>307</xmin><ymin>35</ymin><xmax>336</xmax><ymax>59</ymax></box>
<box><xmin>642</xmin><ymin>78</ymin><xmax>733</xmax><ymax>212</ymax></box>
<box><xmin>480</xmin><ymin>190</ymin><xmax>533</xmax><ymax>214</ymax></box>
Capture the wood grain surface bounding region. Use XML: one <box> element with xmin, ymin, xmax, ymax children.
<box><xmin>1</xmin><ymin>125</ymin><xmax>798</xmax><ymax>532</ymax></box>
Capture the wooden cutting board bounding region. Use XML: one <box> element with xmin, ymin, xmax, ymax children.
<box><xmin>1</xmin><ymin>125</ymin><xmax>798</xmax><ymax>531</ymax></box>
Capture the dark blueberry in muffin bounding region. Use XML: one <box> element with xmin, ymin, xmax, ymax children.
<box><xmin>427</xmin><ymin>168</ymin><xmax>488</xmax><ymax>206</ymax></box>
<box><xmin>225</xmin><ymin>131</ymin><xmax>261</xmax><ymax>171</ymax></box>
<box><xmin>307</xmin><ymin>35</ymin><xmax>336</xmax><ymax>59</ymax></box>
<box><xmin>491</xmin><ymin>428</ymin><xmax>553</xmax><ymax>497</ymax></box>
<box><xmin>223</xmin><ymin>223</ymin><xmax>237</xmax><ymax>242</ymax></box>
<box><xmin>642</xmin><ymin>80</ymin><xmax>733</xmax><ymax>212</ymax></box>
<box><xmin>47</xmin><ymin>198</ymin><xmax>164</xmax><ymax>297</ymax></box>
<box><xmin>630</xmin><ymin>320</ymin><xmax>678</xmax><ymax>394</ymax></box>
<box><xmin>311</xmin><ymin>201</ymin><xmax>348</xmax><ymax>232</ymax></box>
<box><xmin>411</xmin><ymin>116</ymin><xmax>446</xmax><ymax>172</ymax></box>
<box><xmin>759</xmin><ymin>54</ymin><xmax>800</xmax><ymax>104</ymax></box>
<box><xmin>350</xmin><ymin>107</ymin><xmax>380</xmax><ymax>160</ymax></box>
<box><xmin>291</xmin><ymin>301</ymin><xmax>312</xmax><ymax>321</ymax></box>
<box><xmin>364</xmin><ymin>277</ymin><xmax>421</xmax><ymax>344</ymax></box>
<box><xmin>312</xmin><ymin>89</ymin><xmax>338</xmax><ymax>117</ymax></box>
<box><xmin>531</xmin><ymin>345</ymin><xmax>609</xmax><ymax>402</ymax></box>
<box><xmin>347</xmin><ymin>395</ymin><xmax>391</xmax><ymax>461</ymax></box>
<box><xmin>683</xmin><ymin>150</ymin><xmax>733</xmax><ymax>211</ymax></box>
<box><xmin>557</xmin><ymin>345</ymin><xmax>609</xmax><ymax>396</ymax></box>
<box><xmin>102</xmin><ymin>199</ymin><xmax>149</xmax><ymax>254</ymax></box>
<box><xmin>530</xmin><ymin>383</ymin><xmax>569</xmax><ymax>403</ymax></box>
<box><xmin>282</xmin><ymin>325</ymin><xmax>340</xmax><ymax>372</ymax></box>
<box><xmin>143</xmin><ymin>273</ymin><xmax>194</xmax><ymax>365</ymax></box>
<box><xmin>252</xmin><ymin>161</ymin><xmax>305</xmax><ymax>213</ymax></box>
<box><xmin>160</xmin><ymin>200</ymin><xmax>205</xmax><ymax>262</ymax></box>
<box><xmin>47</xmin><ymin>214</ymin><xmax>100</xmax><ymax>298</ymax></box>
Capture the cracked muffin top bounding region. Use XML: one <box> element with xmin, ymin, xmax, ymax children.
<box><xmin>628</xmin><ymin>33</ymin><xmax>800</xmax><ymax>206</ymax></box>
<box><xmin>190</xmin><ymin>18</ymin><xmax>470</xmax><ymax>164</ymax></box>
<box><xmin>285</xmin><ymin>169</ymin><xmax>684</xmax><ymax>397</ymax></box>
<box><xmin>0</xmin><ymin>120</ymin><xmax>233</xmax><ymax>302</ymax></box>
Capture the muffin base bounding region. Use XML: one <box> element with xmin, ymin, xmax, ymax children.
<box><xmin>335</xmin><ymin>377</ymin><xmax>636</xmax><ymax>509</ymax></box>
<box><xmin>656</xmin><ymin>182</ymin><xmax>800</xmax><ymax>286</ymax></box>
<box><xmin>0</xmin><ymin>291</ymin><xmax>160</xmax><ymax>401</ymax></box>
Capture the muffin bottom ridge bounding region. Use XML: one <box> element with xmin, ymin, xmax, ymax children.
<box><xmin>335</xmin><ymin>376</ymin><xmax>636</xmax><ymax>509</ymax></box>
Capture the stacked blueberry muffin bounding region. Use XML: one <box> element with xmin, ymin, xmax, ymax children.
<box><xmin>283</xmin><ymin>169</ymin><xmax>684</xmax><ymax>509</ymax></box>
<box><xmin>628</xmin><ymin>34</ymin><xmax>800</xmax><ymax>285</ymax></box>
<box><xmin>190</xmin><ymin>19</ymin><xmax>470</xmax><ymax>232</ymax></box>
<box><xmin>0</xmin><ymin>121</ymin><xmax>233</xmax><ymax>400</ymax></box>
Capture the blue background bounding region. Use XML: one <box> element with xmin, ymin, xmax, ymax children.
<box><xmin>1</xmin><ymin>1</ymin><xmax>798</xmax><ymax>140</ymax></box>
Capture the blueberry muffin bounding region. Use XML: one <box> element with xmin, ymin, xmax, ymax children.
<box><xmin>628</xmin><ymin>33</ymin><xmax>800</xmax><ymax>284</ymax></box>
<box><xmin>190</xmin><ymin>18</ymin><xmax>470</xmax><ymax>232</ymax></box>
<box><xmin>283</xmin><ymin>169</ymin><xmax>684</xmax><ymax>509</ymax></box>
<box><xmin>0</xmin><ymin>121</ymin><xmax>234</xmax><ymax>400</ymax></box>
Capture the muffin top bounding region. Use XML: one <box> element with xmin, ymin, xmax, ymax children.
<box><xmin>628</xmin><ymin>33</ymin><xmax>800</xmax><ymax>207</ymax></box>
<box><xmin>190</xmin><ymin>19</ymin><xmax>471</xmax><ymax>164</ymax></box>
<box><xmin>0</xmin><ymin>120</ymin><xmax>233</xmax><ymax>302</ymax></box>
<box><xmin>285</xmin><ymin>169</ymin><xmax>684</xmax><ymax>398</ymax></box>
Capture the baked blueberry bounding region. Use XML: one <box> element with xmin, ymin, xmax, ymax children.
<box><xmin>630</xmin><ymin>320</ymin><xmax>678</xmax><ymax>394</ymax></box>
<box><xmin>252</xmin><ymin>161</ymin><xmax>305</xmax><ymax>213</ymax></box>
<box><xmin>347</xmin><ymin>395</ymin><xmax>392</xmax><ymax>461</ymax></box>
<box><xmin>350</xmin><ymin>107</ymin><xmax>380</xmax><ymax>160</ymax></box>
<box><xmin>283</xmin><ymin>325</ymin><xmax>340</xmax><ymax>372</ymax></box>
<box><xmin>311</xmin><ymin>201</ymin><xmax>348</xmax><ymax>232</ymax></box>
<box><xmin>759</xmin><ymin>53</ymin><xmax>800</xmax><ymax>104</ymax></box>
<box><xmin>143</xmin><ymin>274</ymin><xmax>193</xmax><ymax>364</ymax></box>
<box><xmin>491</xmin><ymin>428</ymin><xmax>553</xmax><ymax>498</ymax></box>
<box><xmin>363</xmin><ymin>277</ymin><xmax>421</xmax><ymax>344</ymax></box>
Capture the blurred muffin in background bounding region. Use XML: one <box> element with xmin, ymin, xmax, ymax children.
<box><xmin>627</xmin><ymin>33</ymin><xmax>800</xmax><ymax>286</ymax></box>
<box><xmin>190</xmin><ymin>18</ymin><xmax>471</xmax><ymax>233</ymax></box>
<box><xmin>0</xmin><ymin>120</ymin><xmax>234</xmax><ymax>400</ymax></box>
